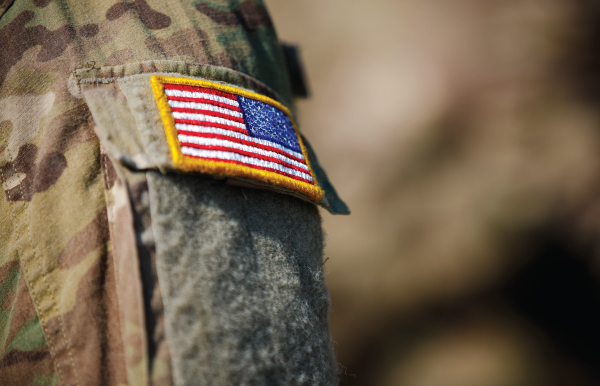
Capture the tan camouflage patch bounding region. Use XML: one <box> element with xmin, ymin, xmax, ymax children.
<box><xmin>0</xmin><ymin>93</ymin><xmax>55</xmax><ymax>160</ymax></box>
<box><xmin>144</xmin><ymin>27</ymin><xmax>215</xmax><ymax>66</ymax></box>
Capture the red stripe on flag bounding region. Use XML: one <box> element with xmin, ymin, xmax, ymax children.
<box><xmin>177</xmin><ymin>131</ymin><xmax>306</xmax><ymax>164</ymax></box>
<box><xmin>174</xmin><ymin>119</ymin><xmax>249</xmax><ymax>135</ymax></box>
<box><xmin>180</xmin><ymin>142</ymin><xmax>309</xmax><ymax>174</ymax></box>
<box><xmin>164</xmin><ymin>84</ymin><xmax>237</xmax><ymax>101</ymax></box>
<box><xmin>183</xmin><ymin>155</ymin><xmax>314</xmax><ymax>184</ymax></box>
<box><xmin>167</xmin><ymin>96</ymin><xmax>242</xmax><ymax>112</ymax></box>
<box><xmin>170</xmin><ymin>107</ymin><xmax>244</xmax><ymax>123</ymax></box>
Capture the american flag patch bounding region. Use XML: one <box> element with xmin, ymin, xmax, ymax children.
<box><xmin>150</xmin><ymin>75</ymin><xmax>324</xmax><ymax>201</ymax></box>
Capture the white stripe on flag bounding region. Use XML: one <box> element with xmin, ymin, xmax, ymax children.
<box><xmin>165</xmin><ymin>89</ymin><xmax>239</xmax><ymax>107</ymax></box>
<box><xmin>171</xmin><ymin>112</ymin><xmax>246</xmax><ymax>129</ymax></box>
<box><xmin>168</xmin><ymin>100</ymin><xmax>243</xmax><ymax>119</ymax></box>
<box><xmin>174</xmin><ymin>123</ymin><xmax>304</xmax><ymax>160</ymax></box>
<box><xmin>180</xmin><ymin>147</ymin><xmax>313</xmax><ymax>181</ymax></box>
<box><xmin>178</xmin><ymin>135</ymin><xmax>310</xmax><ymax>171</ymax></box>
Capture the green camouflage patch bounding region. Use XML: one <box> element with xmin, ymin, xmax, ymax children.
<box><xmin>33</xmin><ymin>373</ymin><xmax>59</xmax><ymax>386</ymax></box>
<box><xmin>6</xmin><ymin>315</ymin><xmax>46</xmax><ymax>354</ymax></box>
<box><xmin>0</xmin><ymin>262</ymin><xmax>20</xmax><ymax>354</ymax></box>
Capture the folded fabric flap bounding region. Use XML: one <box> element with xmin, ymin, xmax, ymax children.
<box><xmin>80</xmin><ymin>80</ymin><xmax>156</xmax><ymax>171</ymax></box>
<box><xmin>301</xmin><ymin>136</ymin><xmax>350</xmax><ymax>215</ymax></box>
<box><xmin>77</xmin><ymin>62</ymin><xmax>349</xmax><ymax>214</ymax></box>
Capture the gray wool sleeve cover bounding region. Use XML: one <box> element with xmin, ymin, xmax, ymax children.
<box><xmin>146</xmin><ymin>172</ymin><xmax>339</xmax><ymax>386</ymax></box>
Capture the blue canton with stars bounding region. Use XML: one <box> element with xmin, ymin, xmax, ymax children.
<box><xmin>237</xmin><ymin>96</ymin><xmax>302</xmax><ymax>152</ymax></box>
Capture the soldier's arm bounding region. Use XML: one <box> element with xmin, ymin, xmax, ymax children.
<box><xmin>0</xmin><ymin>0</ymin><xmax>346</xmax><ymax>384</ymax></box>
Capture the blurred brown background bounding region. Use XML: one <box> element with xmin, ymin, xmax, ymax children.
<box><xmin>266</xmin><ymin>1</ymin><xmax>600</xmax><ymax>385</ymax></box>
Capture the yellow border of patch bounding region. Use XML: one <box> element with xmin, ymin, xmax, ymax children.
<box><xmin>150</xmin><ymin>75</ymin><xmax>324</xmax><ymax>202</ymax></box>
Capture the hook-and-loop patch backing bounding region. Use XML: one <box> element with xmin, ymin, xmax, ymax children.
<box><xmin>150</xmin><ymin>75</ymin><xmax>324</xmax><ymax>202</ymax></box>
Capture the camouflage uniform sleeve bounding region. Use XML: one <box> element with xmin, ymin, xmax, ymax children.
<box><xmin>0</xmin><ymin>1</ymin><xmax>341</xmax><ymax>385</ymax></box>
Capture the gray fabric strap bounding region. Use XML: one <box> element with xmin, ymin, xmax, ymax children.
<box><xmin>147</xmin><ymin>172</ymin><xmax>338</xmax><ymax>385</ymax></box>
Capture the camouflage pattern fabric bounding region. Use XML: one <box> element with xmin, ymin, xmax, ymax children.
<box><xmin>0</xmin><ymin>0</ymin><xmax>344</xmax><ymax>384</ymax></box>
